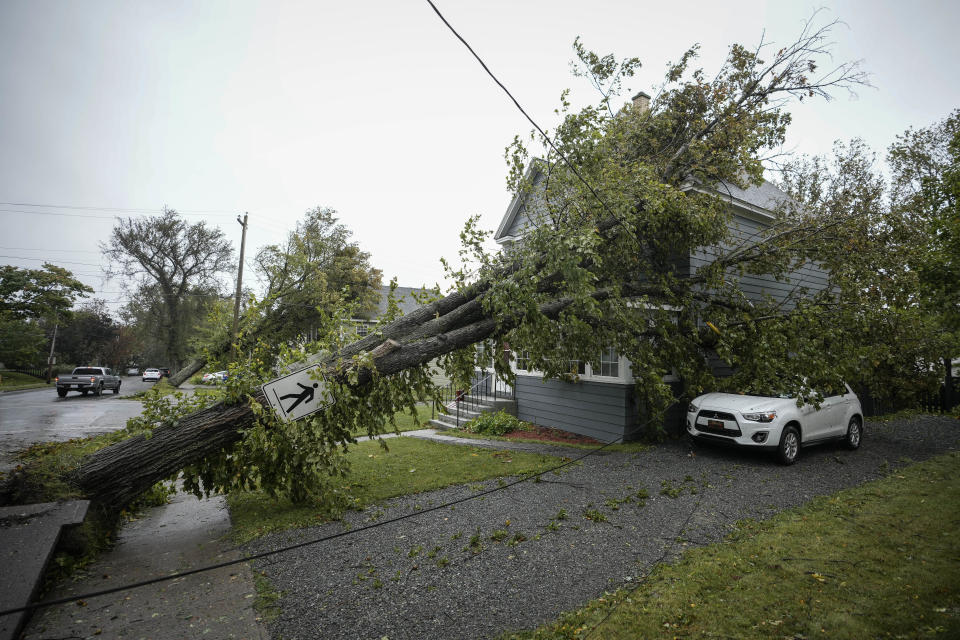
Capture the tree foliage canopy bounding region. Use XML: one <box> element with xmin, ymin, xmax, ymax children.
<box><xmin>0</xmin><ymin>263</ymin><xmax>91</xmax><ymax>367</ymax></box>
<box><xmin>0</xmin><ymin>263</ymin><xmax>91</xmax><ymax>320</ymax></box>
<box><xmin>888</xmin><ymin>109</ymin><xmax>960</xmax><ymax>337</ymax></box>
<box><xmin>252</xmin><ymin>206</ymin><xmax>382</xmax><ymax>355</ymax></box>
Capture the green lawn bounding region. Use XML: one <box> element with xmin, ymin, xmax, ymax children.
<box><xmin>502</xmin><ymin>451</ymin><xmax>960</xmax><ymax>640</ymax></box>
<box><xmin>228</xmin><ymin>437</ymin><xmax>561</xmax><ymax>543</ymax></box>
<box><xmin>442</xmin><ymin>427</ymin><xmax>652</xmax><ymax>453</ymax></box>
<box><xmin>0</xmin><ymin>371</ymin><xmax>50</xmax><ymax>391</ymax></box>
<box><xmin>353</xmin><ymin>403</ymin><xmax>435</xmax><ymax>437</ymax></box>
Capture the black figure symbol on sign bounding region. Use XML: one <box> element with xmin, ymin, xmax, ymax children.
<box><xmin>279</xmin><ymin>382</ymin><xmax>319</xmax><ymax>414</ymax></box>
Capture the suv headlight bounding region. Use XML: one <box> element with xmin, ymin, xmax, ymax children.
<box><xmin>742</xmin><ymin>411</ymin><xmax>777</xmax><ymax>423</ymax></box>
<box><xmin>687</xmin><ymin>403</ymin><xmax>698</xmax><ymax>414</ymax></box>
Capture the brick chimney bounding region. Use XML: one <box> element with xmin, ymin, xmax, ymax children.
<box><xmin>631</xmin><ymin>91</ymin><xmax>650</xmax><ymax>113</ymax></box>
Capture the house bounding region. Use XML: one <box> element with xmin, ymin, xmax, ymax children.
<box><xmin>354</xmin><ymin>285</ymin><xmax>451</xmax><ymax>388</ymax></box>
<box><xmin>491</xmin><ymin>129</ymin><xmax>830</xmax><ymax>441</ymax></box>
<box><xmin>351</xmin><ymin>285</ymin><xmax>430</xmax><ymax>338</ymax></box>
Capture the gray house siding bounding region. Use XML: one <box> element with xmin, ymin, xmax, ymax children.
<box><xmin>513</xmin><ymin>376</ymin><xmax>638</xmax><ymax>442</ymax></box>
<box><xmin>689</xmin><ymin>212</ymin><xmax>830</xmax><ymax>308</ymax></box>
<box><xmin>494</xmin><ymin>171</ymin><xmax>832</xmax><ymax>439</ymax></box>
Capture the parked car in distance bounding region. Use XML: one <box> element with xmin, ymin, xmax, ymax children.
<box><xmin>126</xmin><ymin>367</ymin><xmax>140</xmax><ymax>376</ymax></box>
<box><xmin>686</xmin><ymin>384</ymin><xmax>863</xmax><ymax>465</ymax></box>
<box><xmin>55</xmin><ymin>366</ymin><xmax>121</xmax><ymax>397</ymax></box>
<box><xmin>202</xmin><ymin>370</ymin><xmax>229</xmax><ymax>384</ymax></box>
<box><xmin>159</xmin><ymin>367</ymin><xmax>171</xmax><ymax>377</ymax></box>
<box><xmin>142</xmin><ymin>368</ymin><xmax>162</xmax><ymax>382</ymax></box>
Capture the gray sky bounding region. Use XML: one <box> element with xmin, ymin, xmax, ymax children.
<box><xmin>1</xmin><ymin>0</ymin><xmax>957</xmax><ymax>315</ymax></box>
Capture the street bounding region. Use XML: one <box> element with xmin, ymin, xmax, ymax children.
<box><xmin>0</xmin><ymin>376</ymin><xmax>155</xmax><ymax>473</ymax></box>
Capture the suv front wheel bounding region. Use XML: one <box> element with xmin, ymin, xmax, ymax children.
<box><xmin>777</xmin><ymin>425</ymin><xmax>801</xmax><ymax>465</ymax></box>
<box><xmin>844</xmin><ymin>416</ymin><xmax>862</xmax><ymax>450</ymax></box>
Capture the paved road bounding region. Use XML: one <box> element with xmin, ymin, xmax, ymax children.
<box><xmin>0</xmin><ymin>376</ymin><xmax>154</xmax><ymax>473</ymax></box>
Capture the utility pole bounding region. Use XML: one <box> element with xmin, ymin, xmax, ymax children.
<box><xmin>232</xmin><ymin>212</ymin><xmax>249</xmax><ymax>359</ymax></box>
<box><xmin>45</xmin><ymin>316</ymin><xmax>58</xmax><ymax>383</ymax></box>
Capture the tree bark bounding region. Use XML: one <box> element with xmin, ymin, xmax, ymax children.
<box><xmin>69</xmin><ymin>288</ymin><xmax>586</xmax><ymax>508</ymax></box>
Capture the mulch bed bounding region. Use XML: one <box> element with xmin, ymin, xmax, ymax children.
<box><xmin>500</xmin><ymin>424</ymin><xmax>602</xmax><ymax>445</ymax></box>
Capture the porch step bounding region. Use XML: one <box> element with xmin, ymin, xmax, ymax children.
<box><xmin>431</xmin><ymin>395</ymin><xmax>517</xmax><ymax>431</ymax></box>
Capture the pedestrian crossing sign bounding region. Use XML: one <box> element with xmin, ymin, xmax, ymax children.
<box><xmin>261</xmin><ymin>365</ymin><xmax>334</xmax><ymax>422</ymax></box>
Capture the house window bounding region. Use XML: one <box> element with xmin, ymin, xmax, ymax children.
<box><xmin>475</xmin><ymin>341</ymin><xmax>495</xmax><ymax>369</ymax></box>
<box><xmin>598</xmin><ymin>348</ymin><xmax>619</xmax><ymax>377</ymax></box>
<box><xmin>568</xmin><ymin>359</ymin><xmax>586</xmax><ymax>375</ymax></box>
<box><xmin>516</xmin><ymin>350</ymin><xmax>530</xmax><ymax>371</ymax></box>
<box><xmin>356</xmin><ymin>322</ymin><xmax>370</xmax><ymax>337</ymax></box>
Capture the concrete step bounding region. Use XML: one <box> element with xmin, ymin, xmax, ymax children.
<box><xmin>433</xmin><ymin>397</ymin><xmax>518</xmax><ymax>432</ymax></box>
<box><xmin>441</xmin><ymin>396</ymin><xmax>517</xmax><ymax>416</ymax></box>
<box><xmin>0</xmin><ymin>500</ymin><xmax>90</xmax><ymax>640</ymax></box>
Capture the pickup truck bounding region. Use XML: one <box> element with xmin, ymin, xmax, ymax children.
<box><xmin>56</xmin><ymin>367</ymin><xmax>122</xmax><ymax>397</ymax></box>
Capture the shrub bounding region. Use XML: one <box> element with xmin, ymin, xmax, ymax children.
<box><xmin>463</xmin><ymin>410</ymin><xmax>528</xmax><ymax>436</ymax></box>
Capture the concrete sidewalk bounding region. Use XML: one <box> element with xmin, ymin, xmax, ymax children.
<box><xmin>20</xmin><ymin>490</ymin><xmax>267</xmax><ymax>640</ymax></box>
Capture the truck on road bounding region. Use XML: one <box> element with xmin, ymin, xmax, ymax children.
<box><xmin>55</xmin><ymin>367</ymin><xmax>121</xmax><ymax>397</ymax></box>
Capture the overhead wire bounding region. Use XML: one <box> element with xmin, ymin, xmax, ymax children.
<box><xmin>424</xmin><ymin>0</ymin><xmax>630</xmax><ymax>233</ymax></box>
<box><xmin>0</xmin><ymin>255</ymin><xmax>106</xmax><ymax>268</ymax></box>
<box><xmin>0</xmin><ymin>201</ymin><xmax>240</xmax><ymax>216</ymax></box>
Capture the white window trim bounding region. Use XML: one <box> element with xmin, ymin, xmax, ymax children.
<box><xmin>512</xmin><ymin>352</ymin><xmax>681</xmax><ymax>384</ymax></box>
<box><xmin>512</xmin><ymin>351</ymin><xmax>634</xmax><ymax>384</ymax></box>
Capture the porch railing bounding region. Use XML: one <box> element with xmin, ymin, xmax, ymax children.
<box><xmin>432</xmin><ymin>371</ymin><xmax>515</xmax><ymax>427</ymax></box>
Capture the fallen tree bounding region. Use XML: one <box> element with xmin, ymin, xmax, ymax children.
<box><xmin>19</xmin><ymin>20</ymin><xmax>945</xmax><ymax>513</ymax></box>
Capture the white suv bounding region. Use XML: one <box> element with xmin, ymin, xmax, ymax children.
<box><xmin>686</xmin><ymin>384</ymin><xmax>864</xmax><ymax>464</ymax></box>
<box><xmin>142</xmin><ymin>368</ymin><xmax>162</xmax><ymax>382</ymax></box>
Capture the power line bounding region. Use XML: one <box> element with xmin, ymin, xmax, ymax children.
<box><xmin>0</xmin><ymin>207</ymin><xmax>242</xmax><ymax>221</ymax></box>
<box><xmin>0</xmin><ymin>201</ymin><xmax>240</xmax><ymax>216</ymax></box>
<box><xmin>425</xmin><ymin>0</ymin><xmax>628</xmax><ymax>230</ymax></box>
<box><xmin>0</xmin><ymin>407</ymin><xmax>672</xmax><ymax>618</ymax></box>
<box><xmin>0</xmin><ymin>246</ymin><xmax>102</xmax><ymax>254</ymax></box>
<box><xmin>0</xmin><ymin>255</ymin><xmax>105</xmax><ymax>267</ymax></box>
<box><xmin>0</xmin><ymin>208</ymin><xmax>116</xmax><ymax>220</ymax></box>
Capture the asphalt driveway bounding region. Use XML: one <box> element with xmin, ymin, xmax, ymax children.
<box><xmin>246</xmin><ymin>415</ymin><xmax>960</xmax><ymax>640</ymax></box>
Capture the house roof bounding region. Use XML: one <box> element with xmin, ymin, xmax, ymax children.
<box><xmin>493</xmin><ymin>162</ymin><xmax>793</xmax><ymax>242</ymax></box>
<box><xmin>357</xmin><ymin>285</ymin><xmax>431</xmax><ymax>321</ymax></box>
<box><xmin>709</xmin><ymin>179</ymin><xmax>793</xmax><ymax>219</ymax></box>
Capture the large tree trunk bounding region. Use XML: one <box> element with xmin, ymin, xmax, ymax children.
<box><xmin>70</xmin><ymin>289</ymin><xmax>507</xmax><ymax>508</ymax></box>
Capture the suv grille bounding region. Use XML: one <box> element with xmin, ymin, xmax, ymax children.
<box><xmin>698</xmin><ymin>410</ymin><xmax>736</xmax><ymax>421</ymax></box>
<box><xmin>695</xmin><ymin>410</ymin><xmax>742</xmax><ymax>437</ymax></box>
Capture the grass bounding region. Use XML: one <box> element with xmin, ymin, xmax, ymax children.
<box><xmin>0</xmin><ymin>371</ymin><xmax>50</xmax><ymax>391</ymax></box>
<box><xmin>252</xmin><ymin>571</ymin><xmax>284</xmax><ymax>622</ymax></box>
<box><xmin>352</xmin><ymin>403</ymin><xmax>434</xmax><ymax>437</ymax></box>
<box><xmin>122</xmin><ymin>379</ymin><xmax>224</xmax><ymax>400</ymax></box>
<box><xmin>227</xmin><ymin>437</ymin><xmax>561</xmax><ymax>543</ymax></box>
<box><xmin>2</xmin><ymin>432</ymin><xmax>172</xmax><ymax>587</ymax></box>
<box><xmin>442</xmin><ymin>427</ymin><xmax>652</xmax><ymax>453</ymax></box>
<box><xmin>502</xmin><ymin>451</ymin><xmax>960</xmax><ymax>640</ymax></box>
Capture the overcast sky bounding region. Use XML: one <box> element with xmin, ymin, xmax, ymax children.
<box><xmin>1</xmin><ymin>0</ymin><xmax>957</xmax><ymax>315</ymax></box>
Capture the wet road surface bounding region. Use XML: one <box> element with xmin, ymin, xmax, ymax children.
<box><xmin>0</xmin><ymin>376</ymin><xmax>155</xmax><ymax>472</ymax></box>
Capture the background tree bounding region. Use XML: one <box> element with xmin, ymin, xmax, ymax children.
<box><xmin>0</xmin><ymin>263</ymin><xmax>91</xmax><ymax>367</ymax></box>
<box><xmin>102</xmin><ymin>208</ymin><xmax>234</xmax><ymax>368</ymax></box>
<box><xmin>779</xmin><ymin>139</ymin><xmax>948</xmax><ymax>408</ymax></box>
<box><xmin>120</xmin><ymin>282</ymin><xmax>225</xmax><ymax>368</ymax></box>
<box><xmin>252</xmin><ymin>206</ymin><xmax>382</xmax><ymax>356</ymax></box>
<box><xmin>887</xmin><ymin>110</ymin><xmax>960</xmax><ymax>364</ymax></box>
<box><xmin>56</xmin><ymin>299</ymin><xmax>117</xmax><ymax>366</ymax></box>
